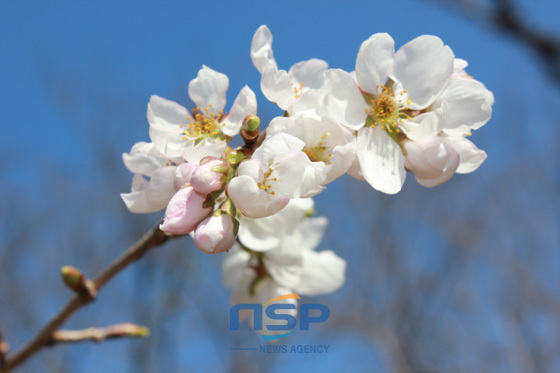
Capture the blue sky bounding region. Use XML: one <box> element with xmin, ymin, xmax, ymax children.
<box><xmin>1</xmin><ymin>1</ymin><xmax>560</xmax><ymax>372</ymax></box>
<box><xmin>2</xmin><ymin>0</ymin><xmax>559</xmax><ymax>183</ymax></box>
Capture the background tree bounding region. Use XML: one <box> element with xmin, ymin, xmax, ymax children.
<box><xmin>0</xmin><ymin>1</ymin><xmax>558</xmax><ymax>372</ymax></box>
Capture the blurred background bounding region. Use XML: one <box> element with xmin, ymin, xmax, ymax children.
<box><xmin>1</xmin><ymin>0</ymin><xmax>559</xmax><ymax>372</ymax></box>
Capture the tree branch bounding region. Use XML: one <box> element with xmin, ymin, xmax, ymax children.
<box><xmin>0</xmin><ymin>221</ymin><xmax>176</xmax><ymax>373</ymax></box>
<box><xmin>491</xmin><ymin>0</ymin><xmax>560</xmax><ymax>83</ymax></box>
<box><xmin>0</xmin><ymin>326</ymin><xmax>8</xmax><ymax>367</ymax></box>
<box><xmin>49</xmin><ymin>323</ymin><xmax>149</xmax><ymax>345</ymax></box>
<box><xmin>430</xmin><ymin>0</ymin><xmax>560</xmax><ymax>85</ymax></box>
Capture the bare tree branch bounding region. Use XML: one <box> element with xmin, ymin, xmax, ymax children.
<box><xmin>49</xmin><ymin>323</ymin><xmax>149</xmax><ymax>345</ymax></box>
<box><xmin>491</xmin><ymin>0</ymin><xmax>560</xmax><ymax>83</ymax></box>
<box><xmin>431</xmin><ymin>0</ymin><xmax>560</xmax><ymax>85</ymax></box>
<box><xmin>0</xmin><ymin>221</ymin><xmax>178</xmax><ymax>373</ymax></box>
<box><xmin>0</xmin><ymin>326</ymin><xmax>8</xmax><ymax>368</ymax></box>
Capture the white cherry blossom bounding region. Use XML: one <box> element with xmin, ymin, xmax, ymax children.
<box><xmin>148</xmin><ymin>65</ymin><xmax>256</xmax><ymax>159</ymax></box>
<box><xmin>121</xmin><ymin>142</ymin><xmax>179</xmax><ymax>213</ymax></box>
<box><xmin>402</xmin><ymin>65</ymin><xmax>493</xmax><ymax>180</ymax></box>
<box><xmin>223</xmin><ymin>198</ymin><xmax>346</xmax><ymax>300</ymax></box>
<box><xmin>267</xmin><ymin>112</ymin><xmax>357</xmax><ymax>195</ymax></box>
<box><xmin>238</xmin><ymin>198</ymin><xmax>314</xmax><ymax>252</ymax></box>
<box><xmin>227</xmin><ymin>133</ymin><xmax>313</xmax><ymax>218</ymax></box>
<box><xmin>251</xmin><ymin>25</ymin><xmax>328</xmax><ymax>114</ymax></box>
<box><xmin>222</xmin><ymin>253</ymin><xmax>298</xmax><ymax>332</ymax></box>
<box><xmin>222</xmin><ymin>198</ymin><xmax>346</xmax><ymax>330</ymax></box>
<box><xmin>323</xmin><ymin>33</ymin><xmax>455</xmax><ymax>194</ymax></box>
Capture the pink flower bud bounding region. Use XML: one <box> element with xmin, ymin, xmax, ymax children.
<box><xmin>194</xmin><ymin>213</ymin><xmax>237</xmax><ymax>254</ymax></box>
<box><xmin>404</xmin><ymin>136</ymin><xmax>460</xmax><ymax>188</ymax></box>
<box><xmin>174</xmin><ymin>163</ymin><xmax>198</xmax><ymax>190</ymax></box>
<box><xmin>160</xmin><ymin>186</ymin><xmax>212</xmax><ymax>235</ymax></box>
<box><xmin>191</xmin><ymin>158</ymin><xmax>228</xmax><ymax>194</ymax></box>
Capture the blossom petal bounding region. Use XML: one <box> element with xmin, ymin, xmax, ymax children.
<box><xmin>264</xmin><ymin>240</ymin><xmax>304</xmax><ymax>290</ymax></box>
<box><xmin>174</xmin><ymin>163</ymin><xmax>197</xmax><ymax>190</ymax></box>
<box><xmin>266</xmin><ymin>116</ymin><xmax>290</xmax><ymax>136</ymax></box>
<box><xmin>252</xmin><ymin>133</ymin><xmax>306</xmax><ymax>169</ymax></box>
<box><xmin>434</xmin><ymin>77</ymin><xmax>494</xmax><ymax>133</ymax></box>
<box><xmin>222</xmin><ymin>243</ymin><xmax>251</xmax><ymax>287</ymax></box>
<box><xmin>356</xmin><ymin>33</ymin><xmax>395</xmax><ymax>94</ymax></box>
<box><xmin>238</xmin><ymin>214</ymin><xmax>286</xmax><ymax>252</ymax></box>
<box><xmin>121</xmin><ymin>175</ymin><xmax>152</xmax><ymax>213</ymax></box>
<box><xmin>160</xmin><ymin>186</ymin><xmax>212</xmax><ymax>235</ymax></box>
<box><xmin>227</xmin><ymin>175</ymin><xmax>289</xmax><ymax>218</ymax></box>
<box><xmin>121</xmin><ymin>191</ymin><xmax>153</xmax><ymax>214</ymax></box>
<box><xmin>130</xmin><ymin>173</ymin><xmax>150</xmax><ymax>192</ymax></box>
<box><xmin>222</xmin><ymin>85</ymin><xmax>257</xmax><ymax>137</ymax></box>
<box><xmin>237</xmin><ymin>159</ymin><xmax>265</xmax><ymax>181</ymax></box>
<box><xmin>346</xmin><ymin>154</ymin><xmax>365</xmax><ymax>180</ymax></box>
<box><xmin>182</xmin><ymin>140</ymin><xmax>227</xmax><ymax>164</ymax></box>
<box><xmin>296</xmin><ymin>162</ymin><xmax>327</xmax><ymax>198</ymax></box>
<box><xmin>194</xmin><ymin>214</ymin><xmax>236</xmax><ymax>254</ymax></box>
<box><xmin>393</xmin><ymin>35</ymin><xmax>454</xmax><ymax>109</ymax></box>
<box><xmin>261</xmin><ymin>65</ymin><xmax>294</xmax><ymax>110</ymax></box>
<box><xmin>188</xmin><ymin>65</ymin><xmax>229</xmax><ymax>112</ymax></box>
<box><xmin>400</xmin><ymin>111</ymin><xmax>442</xmax><ymax>141</ymax></box>
<box><xmin>145</xmin><ymin>166</ymin><xmax>178</xmax><ymax>207</ymax></box>
<box><xmin>296</xmin><ymin>250</ymin><xmax>346</xmax><ymax>296</ymax></box>
<box><xmin>122</xmin><ymin>151</ymin><xmax>163</xmax><ymax>177</ymax></box>
<box><xmin>289</xmin><ymin>89</ymin><xmax>322</xmax><ymax>116</ymax></box>
<box><xmin>147</xmin><ymin>95</ymin><xmax>189</xmax><ymax>126</ymax></box>
<box><xmin>231</xmin><ymin>275</ymin><xmax>297</xmax><ymax>331</ymax></box>
<box><xmin>274</xmin><ymin>198</ymin><xmax>315</xmax><ymax>235</ymax></box>
<box><xmin>121</xmin><ymin>171</ymin><xmax>175</xmax><ymax>214</ymax></box>
<box><xmin>294</xmin><ymin>217</ymin><xmax>328</xmax><ymax>252</ymax></box>
<box><xmin>404</xmin><ymin>136</ymin><xmax>459</xmax><ymax>187</ymax></box>
<box><xmin>251</xmin><ymin>25</ymin><xmax>277</xmax><ymax>74</ymax></box>
<box><xmin>445</xmin><ymin>136</ymin><xmax>487</xmax><ymax>174</ymax></box>
<box><xmin>357</xmin><ymin>126</ymin><xmax>406</xmax><ymax>194</ymax></box>
<box><xmin>271</xmin><ymin>152</ymin><xmax>310</xmax><ymax>197</ymax></box>
<box><xmin>289</xmin><ymin>58</ymin><xmax>328</xmax><ymax>89</ymax></box>
<box><xmin>323</xmin><ymin>69</ymin><xmax>369</xmax><ymax>131</ymax></box>
<box><xmin>191</xmin><ymin>159</ymin><xmax>227</xmax><ymax>194</ymax></box>
<box><xmin>326</xmin><ymin>141</ymin><xmax>357</xmax><ymax>184</ymax></box>
<box><xmin>454</xmin><ymin>58</ymin><xmax>468</xmax><ymax>73</ymax></box>
<box><xmin>147</xmin><ymin>95</ymin><xmax>190</xmax><ymax>158</ymax></box>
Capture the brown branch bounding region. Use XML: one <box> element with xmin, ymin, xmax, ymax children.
<box><xmin>0</xmin><ymin>221</ymin><xmax>176</xmax><ymax>373</ymax></box>
<box><xmin>49</xmin><ymin>323</ymin><xmax>149</xmax><ymax>345</ymax></box>
<box><xmin>491</xmin><ymin>0</ymin><xmax>560</xmax><ymax>83</ymax></box>
<box><xmin>430</xmin><ymin>0</ymin><xmax>560</xmax><ymax>85</ymax></box>
<box><xmin>60</xmin><ymin>266</ymin><xmax>97</xmax><ymax>300</ymax></box>
<box><xmin>0</xmin><ymin>326</ymin><xmax>8</xmax><ymax>367</ymax></box>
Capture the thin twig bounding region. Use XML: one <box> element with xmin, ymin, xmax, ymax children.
<box><xmin>0</xmin><ymin>221</ymin><xmax>175</xmax><ymax>373</ymax></box>
<box><xmin>0</xmin><ymin>325</ymin><xmax>8</xmax><ymax>367</ymax></box>
<box><xmin>49</xmin><ymin>323</ymin><xmax>149</xmax><ymax>345</ymax></box>
<box><xmin>491</xmin><ymin>0</ymin><xmax>560</xmax><ymax>83</ymax></box>
<box><xmin>430</xmin><ymin>0</ymin><xmax>560</xmax><ymax>85</ymax></box>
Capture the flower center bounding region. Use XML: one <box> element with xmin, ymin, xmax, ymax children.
<box><xmin>181</xmin><ymin>105</ymin><xmax>225</xmax><ymax>142</ymax></box>
<box><xmin>290</xmin><ymin>82</ymin><xmax>305</xmax><ymax>99</ymax></box>
<box><xmin>257</xmin><ymin>167</ymin><xmax>278</xmax><ymax>195</ymax></box>
<box><xmin>364</xmin><ymin>85</ymin><xmax>410</xmax><ymax>135</ymax></box>
<box><xmin>303</xmin><ymin>134</ymin><xmax>333</xmax><ymax>164</ymax></box>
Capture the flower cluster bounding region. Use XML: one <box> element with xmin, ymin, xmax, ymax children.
<box><xmin>122</xmin><ymin>25</ymin><xmax>493</xmax><ymax>319</ymax></box>
<box><xmin>223</xmin><ymin>198</ymin><xmax>345</xmax><ymax>327</ymax></box>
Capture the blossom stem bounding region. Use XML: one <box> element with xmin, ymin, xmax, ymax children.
<box><xmin>0</xmin><ymin>221</ymin><xmax>176</xmax><ymax>373</ymax></box>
